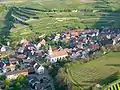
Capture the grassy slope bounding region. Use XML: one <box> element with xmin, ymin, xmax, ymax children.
<box><xmin>66</xmin><ymin>52</ymin><xmax>120</xmax><ymax>89</ymax></box>
<box><xmin>9</xmin><ymin>0</ymin><xmax>120</xmax><ymax>37</ymax></box>
<box><xmin>0</xmin><ymin>0</ymin><xmax>120</xmax><ymax>44</ymax></box>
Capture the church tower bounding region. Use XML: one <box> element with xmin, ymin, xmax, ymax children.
<box><xmin>48</xmin><ymin>46</ymin><xmax>53</xmax><ymax>56</ymax></box>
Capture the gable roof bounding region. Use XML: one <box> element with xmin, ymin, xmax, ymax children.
<box><xmin>16</xmin><ymin>54</ymin><xmax>25</xmax><ymax>59</ymax></box>
<box><xmin>5</xmin><ymin>64</ymin><xmax>15</xmax><ymax>69</ymax></box>
<box><xmin>9</xmin><ymin>58</ymin><xmax>18</xmax><ymax>63</ymax></box>
<box><xmin>40</xmin><ymin>39</ymin><xmax>46</xmax><ymax>45</ymax></box>
<box><xmin>20</xmin><ymin>39</ymin><xmax>29</xmax><ymax>45</ymax></box>
<box><xmin>50</xmin><ymin>48</ymin><xmax>68</xmax><ymax>58</ymax></box>
<box><xmin>6</xmin><ymin>69</ymin><xmax>28</xmax><ymax>76</ymax></box>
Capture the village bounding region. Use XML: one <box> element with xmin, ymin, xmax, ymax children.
<box><xmin>0</xmin><ymin>28</ymin><xmax>120</xmax><ymax>90</ymax></box>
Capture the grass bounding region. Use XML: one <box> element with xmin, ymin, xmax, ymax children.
<box><xmin>66</xmin><ymin>52</ymin><xmax>120</xmax><ymax>89</ymax></box>
<box><xmin>0</xmin><ymin>0</ymin><xmax>120</xmax><ymax>44</ymax></box>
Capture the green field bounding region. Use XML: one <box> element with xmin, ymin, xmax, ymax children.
<box><xmin>66</xmin><ymin>52</ymin><xmax>120</xmax><ymax>90</ymax></box>
<box><xmin>0</xmin><ymin>0</ymin><xmax>120</xmax><ymax>44</ymax></box>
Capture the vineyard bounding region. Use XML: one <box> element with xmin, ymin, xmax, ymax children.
<box><xmin>66</xmin><ymin>52</ymin><xmax>120</xmax><ymax>89</ymax></box>
<box><xmin>0</xmin><ymin>0</ymin><xmax>120</xmax><ymax>45</ymax></box>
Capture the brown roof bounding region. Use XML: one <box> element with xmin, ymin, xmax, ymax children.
<box><xmin>16</xmin><ymin>54</ymin><xmax>25</xmax><ymax>59</ymax></box>
<box><xmin>0</xmin><ymin>51</ymin><xmax>14</xmax><ymax>59</ymax></box>
<box><xmin>6</xmin><ymin>69</ymin><xmax>28</xmax><ymax>76</ymax></box>
<box><xmin>51</xmin><ymin>48</ymin><xmax>68</xmax><ymax>58</ymax></box>
<box><xmin>70</xmin><ymin>30</ymin><xmax>81</xmax><ymax>36</ymax></box>
<box><xmin>5</xmin><ymin>64</ymin><xmax>15</xmax><ymax>69</ymax></box>
<box><xmin>9</xmin><ymin>58</ymin><xmax>18</xmax><ymax>62</ymax></box>
<box><xmin>69</xmin><ymin>29</ymin><xmax>97</xmax><ymax>35</ymax></box>
<box><xmin>40</xmin><ymin>39</ymin><xmax>46</xmax><ymax>45</ymax></box>
<box><xmin>65</xmin><ymin>30</ymin><xmax>85</xmax><ymax>38</ymax></box>
<box><xmin>20</xmin><ymin>39</ymin><xmax>29</xmax><ymax>45</ymax></box>
<box><xmin>23</xmin><ymin>59</ymin><xmax>32</xmax><ymax>63</ymax></box>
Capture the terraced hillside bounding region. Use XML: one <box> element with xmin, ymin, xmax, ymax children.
<box><xmin>0</xmin><ymin>0</ymin><xmax>120</xmax><ymax>45</ymax></box>
<box><xmin>104</xmin><ymin>80</ymin><xmax>120</xmax><ymax>90</ymax></box>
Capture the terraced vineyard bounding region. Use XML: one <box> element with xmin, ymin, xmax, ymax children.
<box><xmin>104</xmin><ymin>80</ymin><xmax>120</xmax><ymax>90</ymax></box>
<box><xmin>0</xmin><ymin>0</ymin><xmax>120</xmax><ymax>45</ymax></box>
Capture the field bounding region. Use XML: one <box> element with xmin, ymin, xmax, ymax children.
<box><xmin>66</xmin><ymin>52</ymin><xmax>120</xmax><ymax>90</ymax></box>
<box><xmin>0</xmin><ymin>0</ymin><xmax>120</xmax><ymax>44</ymax></box>
<box><xmin>0</xmin><ymin>0</ymin><xmax>27</xmax><ymax>4</ymax></box>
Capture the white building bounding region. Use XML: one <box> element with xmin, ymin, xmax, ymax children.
<box><xmin>0</xmin><ymin>46</ymin><xmax>6</xmax><ymax>52</ymax></box>
<box><xmin>34</xmin><ymin>63</ymin><xmax>45</xmax><ymax>74</ymax></box>
<box><xmin>47</xmin><ymin>46</ymin><xmax>68</xmax><ymax>63</ymax></box>
<box><xmin>7</xmin><ymin>42</ymin><xmax>10</xmax><ymax>46</ymax></box>
<box><xmin>35</xmin><ymin>43</ymin><xmax>41</xmax><ymax>50</ymax></box>
<box><xmin>37</xmin><ymin>65</ymin><xmax>44</xmax><ymax>74</ymax></box>
<box><xmin>113</xmin><ymin>34</ymin><xmax>120</xmax><ymax>45</ymax></box>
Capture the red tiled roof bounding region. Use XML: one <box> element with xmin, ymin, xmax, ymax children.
<box><xmin>65</xmin><ymin>30</ymin><xmax>95</xmax><ymax>37</ymax></box>
<box><xmin>51</xmin><ymin>48</ymin><xmax>68</xmax><ymax>58</ymax></box>
<box><xmin>90</xmin><ymin>44</ymin><xmax>100</xmax><ymax>50</ymax></box>
<box><xmin>5</xmin><ymin>64</ymin><xmax>15</xmax><ymax>69</ymax></box>
<box><xmin>6</xmin><ymin>69</ymin><xmax>28</xmax><ymax>75</ymax></box>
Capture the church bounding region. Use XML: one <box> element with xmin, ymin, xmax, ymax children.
<box><xmin>47</xmin><ymin>46</ymin><xmax>68</xmax><ymax>63</ymax></box>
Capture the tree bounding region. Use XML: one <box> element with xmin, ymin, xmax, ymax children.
<box><xmin>56</xmin><ymin>68</ymin><xmax>69</xmax><ymax>90</ymax></box>
<box><xmin>3</xmin><ymin>79</ymin><xmax>10</xmax><ymax>89</ymax></box>
<box><xmin>0</xmin><ymin>75</ymin><xmax>6</xmax><ymax>81</ymax></box>
<box><xmin>16</xmin><ymin>75</ymin><xmax>28</xmax><ymax>87</ymax></box>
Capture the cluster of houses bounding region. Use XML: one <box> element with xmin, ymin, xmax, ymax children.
<box><xmin>0</xmin><ymin>28</ymin><xmax>120</xmax><ymax>89</ymax></box>
<box><xmin>0</xmin><ymin>39</ymin><xmax>53</xmax><ymax>89</ymax></box>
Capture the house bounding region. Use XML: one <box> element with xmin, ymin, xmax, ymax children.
<box><xmin>35</xmin><ymin>43</ymin><xmax>41</xmax><ymax>50</ymax></box>
<box><xmin>70</xmin><ymin>30</ymin><xmax>80</xmax><ymax>37</ymax></box>
<box><xmin>37</xmin><ymin>65</ymin><xmax>44</xmax><ymax>74</ymax></box>
<box><xmin>23</xmin><ymin>59</ymin><xmax>32</xmax><ymax>64</ymax></box>
<box><xmin>113</xmin><ymin>34</ymin><xmax>120</xmax><ymax>45</ymax></box>
<box><xmin>9</xmin><ymin>57</ymin><xmax>18</xmax><ymax>64</ymax></box>
<box><xmin>17</xmin><ymin>47</ymin><xmax>24</xmax><ymax>54</ymax></box>
<box><xmin>7</xmin><ymin>42</ymin><xmax>10</xmax><ymax>46</ymax></box>
<box><xmin>33</xmin><ymin>63</ymin><xmax>45</xmax><ymax>74</ymax></box>
<box><xmin>40</xmin><ymin>39</ymin><xmax>46</xmax><ymax>46</ymax></box>
<box><xmin>16</xmin><ymin>54</ymin><xmax>25</xmax><ymax>59</ymax></box>
<box><xmin>20</xmin><ymin>39</ymin><xmax>29</xmax><ymax>46</ymax></box>
<box><xmin>4</xmin><ymin>64</ymin><xmax>15</xmax><ymax>71</ymax></box>
<box><xmin>101</xmin><ymin>39</ymin><xmax>113</xmax><ymax>46</ymax></box>
<box><xmin>65</xmin><ymin>30</ymin><xmax>82</xmax><ymax>39</ymax></box>
<box><xmin>54</xmin><ymin>34</ymin><xmax>60</xmax><ymax>41</ymax></box>
<box><xmin>47</xmin><ymin>46</ymin><xmax>68</xmax><ymax>63</ymax></box>
<box><xmin>0</xmin><ymin>46</ymin><xmax>6</xmax><ymax>52</ymax></box>
<box><xmin>6</xmin><ymin>69</ymin><xmax>28</xmax><ymax>80</ymax></box>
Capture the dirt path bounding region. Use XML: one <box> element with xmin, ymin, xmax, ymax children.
<box><xmin>80</xmin><ymin>0</ymin><xmax>93</xmax><ymax>3</ymax></box>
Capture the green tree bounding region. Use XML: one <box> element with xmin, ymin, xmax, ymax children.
<box><xmin>0</xmin><ymin>75</ymin><xmax>6</xmax><ymax>81</ymax></box>
<box><xmin>16</xmin><ymin>75</ymin><xmax>28</xmax><ymax>87</ymax></box>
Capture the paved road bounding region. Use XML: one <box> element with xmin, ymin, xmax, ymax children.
<box><xmin>29</xmin><ymin>57</ymin><xmax>55</xmax><ymax>90</ymax></box>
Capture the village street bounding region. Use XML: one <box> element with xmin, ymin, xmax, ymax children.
<box><xmin>28</xmin><ymin>67</ymin><xmax>55</xmax><ymax>90</ymax></box>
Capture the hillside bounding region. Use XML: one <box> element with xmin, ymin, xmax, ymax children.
<box><xmin>0</xmin><ymin>0</ymin><xmax>120</xmax><ymax>45</ymax></box>
<box><xmin>66</xmin><ymin>52</ymin><xmax>120</xmax><ymax>90</ymax></box>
